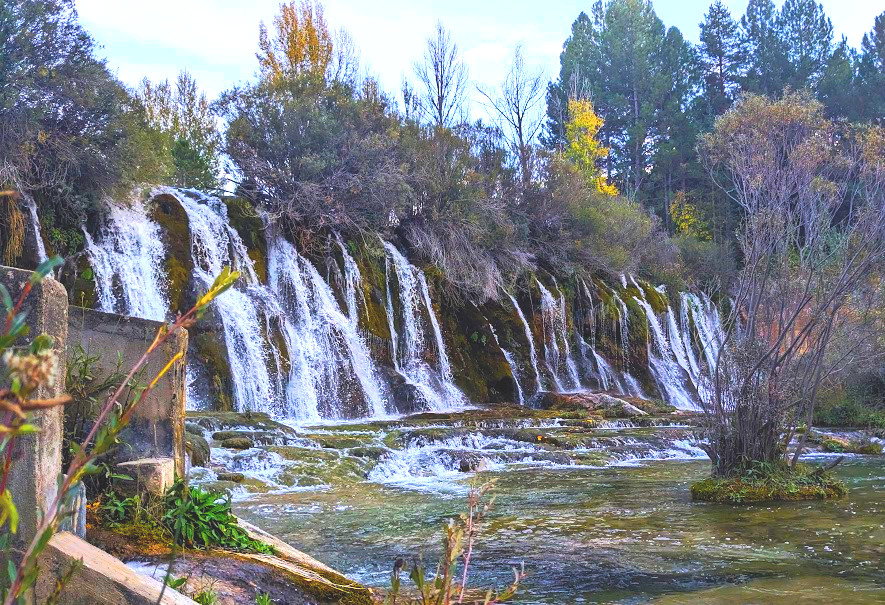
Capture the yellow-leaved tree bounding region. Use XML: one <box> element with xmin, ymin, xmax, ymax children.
<box><xmin>258</xmin><ymin>0</ymin><xmax>333</xmax><ymax>83</ymax></box>
<box><xmin>563</xmin><ymin>98</ymin><xmax>618</xmax><ymax>196</ymax></box>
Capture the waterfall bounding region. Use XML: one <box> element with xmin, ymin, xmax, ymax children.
<box><xmin>84</xmin><ymin>199</ymin><xmax>170</xmax><ymax>322</ymax></box>
<box><xmin>682</xmin><ymin>292</ymin><xmax>724</xmax><ymax>373</ymax></box>
<box><xmin>486</xmin><ymin>320</ymin><xmax>525</xmax><ymax>404</ymax></box>
<box><xmin>21</xmin><ymin>194</ymin><xmax>47</xmax><ymax>263</ymax></box>
<box><xmin>171</xmin><ymin>189</ymin><xmax>278</xmax><ymax>415</ymax></box>
<box><xmin>382</xmin><ymin>242</ymin><xmax>464</xmax><ymax>410</ymax></box>
<box><xmin>632</xmin><ymin>294</ymin><xmax>696</xmax><ymax>410</ymax></box>
<box><xmin>269</xmin><ymin>237</ymin><xmax>388</xmax><ymax>420</ymax></box>
<box><xmin>335</xmin><ymin>233</ymin><xmax>364</xmax><ymax>328</ymax></box>
<box><xmin>536</xmin><ymin>279</ymin><xmax>580</xmax><ymax>391</ymax></box>
<box><xmin>611</xmin><ymin>292</ymin><xmax>631</xmax><ymax>369</ymax></box>
<box><xmin>507</xmin><ymin>293</ymin><xmax>542</xmax><ymax>394</ymax></box>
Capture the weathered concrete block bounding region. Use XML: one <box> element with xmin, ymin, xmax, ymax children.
<box><xmin>36</xmin><ymin>532</ymin><xmax>195</xmax><ymax>604</ymax></box>
<box><xmin>67</xmin><ymin>307</ymin><xmax>188</xmax><ymax>475</ymax></box>
<box><xmin>1</xmin><ymin>266</ymin><xmax>67</xmax><ymax>544</ymax></box>
<box><xmin>115</xmin><ymin>457</ymin><xmax>176</xmax><ymax>497</ymax></box>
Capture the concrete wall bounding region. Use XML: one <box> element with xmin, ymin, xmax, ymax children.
<box><xmin>0</xmin><ymin>267</ymin><xmax>67</xmax><ymax>544</ymax></box>
<box><xmin>67</xmin><ymin>307</ymin><xmax>188</xmax><ymax>475</ymax></box>
<box><xmin>37</xmin><ymin>532</ymin><xmax>196</xmax><ymax>604</ymax></box>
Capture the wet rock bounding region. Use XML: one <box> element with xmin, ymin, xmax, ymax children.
<box><xmin>221</xmin><ymin>437</ymin><xmax>254</xmax><ymax>450</ymax></box>
<box><xmin>217</xmin><ymin>471</ymin><xmax>246</xmax><ymax>483</ymax></box>
<box><xmin>188</xmin><ymin>411</ymin><xmax>299</xmax><ymax>438</ymax></box>
<box><xmin>390</xmin><ymin>382</ymin><xmax>425</xmax><ymax>415</ymax></box>
<box><xmin>185</xmin><ymin>422</ymin><xmax>205</xmax><ymax>436</ymax></box>
<box><xmin>537</xmin><ymin>392</ymin><xmax>647</xmax><ymax>417</ymax></box>
<box><xmin>185</xmin><ymin>432</ymin><xmax>210</xmax><ymax>467</ymax></box>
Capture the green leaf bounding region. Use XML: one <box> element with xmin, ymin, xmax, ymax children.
<box><xmin>0</xmin><ymin>490</ymin><xmax>18</xmax><ymax>534</ymax></box>
<box><xmin>30</xmin><ymin>256</ymin><xmax>63</xmax><ymax>284</ymax></box>
<box><xmin>0</xmin><ymin>284</ymin><xmax>12</xmax><ymax>313</ymax></box>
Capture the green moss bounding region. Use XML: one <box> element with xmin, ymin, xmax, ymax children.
<box><xmin>191</xmin><ymin>332</ymin><xmax>234</xmax><ymax>411</ymax></box>
<box><xmin>691</xmin><ymin>463</ymin><xmax>847</xmax><ymax>503</ymax></box>
<box><xmin>352</xmin><ymin>244</ymin><xmax>392</xmax><ymax>342</ymax></box>
<box><xmin>222</xmin><ymin>196</ymin><xmax>268</xmax><ymax>283</ymax></box>
<box><xmin>66</xmin><ymin>254</ymin><xmax>97</xmax><ymax>308</ymax></box>
<box><xmin>150</xmin><ymin>193</ymin><xmax>194</xmax><ymax>314</ymax></box>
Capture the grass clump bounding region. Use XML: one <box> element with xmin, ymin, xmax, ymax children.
<box><xmin>690</xmin><ymin>461</ymin><xmax>847</xmax><ymax>504</ymax></box>
<box><xmin>98</xmin><ymin>479</ymin><xmax>273</xmax><ymax>554</ymax></box>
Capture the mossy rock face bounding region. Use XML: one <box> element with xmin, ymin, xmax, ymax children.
<box><xmin>222</xmin><ymin>196</ymin><xmax>268</xmax><ymax>283</ymax></box>
<box><xmin>352</xmin><ymin>243</ymin><xmax>392</xmax><ymax>342</ymax></box>
<box><xmin>149</xmin><ymin>193</ymin><xmax>194</xmax><ymax>314</ymax></box>
<box><xmin>439</xmin><ymin>296</ymin><xmax>514</xmax><ymax>403</ymax></box>
<box><xmin>191</xmin><ymin>330</ymin><xmax>235</xmax><ymax>411</ymax></box>
<box><xmin>63</xmin><ymin>253</ymin><xmax>98</xmax><ymax>309</ymax></box>
<box><xmin>691</xmin><ymin>466</ymin><xmax>848</xmax><ymax>503</ymax></box>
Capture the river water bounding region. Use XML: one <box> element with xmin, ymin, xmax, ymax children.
<box><xmin>229</xmin><ymin>420</ymin><xmax>885</xmax><ymax>604</ymax></box>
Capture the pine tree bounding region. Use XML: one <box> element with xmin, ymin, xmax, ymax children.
<box><xmin>778</xmin><ymin>0</ymin><xmax>833</xmax><ymax>89</ymax></box>
<box><xmin>817</xmin><ymin>37</ymin><xmax>859</xmax><ymax>120</ymax></box>
<box><xmin>739</xmin><ymin>0</ymin><xmax>787</xmax><ymax>95</ymax></box>
<box><xmin>857</xmin><ymin>12</ymin><xmax>885</xmax><ymax>122</ymax></box>
<box><xmin>699</xmin><ymin>1</ymin><xmax>743</xmax><ymax>116</ymax></box>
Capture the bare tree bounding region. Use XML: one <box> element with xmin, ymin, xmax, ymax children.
<box><xmin>477</xmin><ymin>45</ymin><xmax>545</xmax><ymax>185</ymax></box>
<box><xmin>698</xmin><ymin>93</ymin><xmax>885</xmax><ymax>477</ymax></box>
<box><xmin>413</xmin><ymin>21</ymin><xmax>470</xmax><ymax>128</ymax></box>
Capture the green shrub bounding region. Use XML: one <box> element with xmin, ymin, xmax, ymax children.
<box><xmin>691</xmin><ymin>461</ymin><xmax>847</xmax><ymax>503</ymax></box>
<box><xmin>162</xmin><ymin>479</ymin><xmax>273</xmax><ymax>554</ymax></box>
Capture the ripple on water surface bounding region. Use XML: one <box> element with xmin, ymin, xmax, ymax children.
<box><xmin>234</xmin><ymin>453</ymin><xmax>885</xmax><ymax>604</ymax></box>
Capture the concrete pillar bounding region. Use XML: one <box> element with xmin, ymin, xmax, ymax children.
<box><xmin>1</xmin><ymin>266</ymin><xmax>67</xmax><ymax>545</ymax></box>
<box><xmin>67</xmin><ymin>308</ymin><xmax>188</xmax><ymax>475</ymax></box>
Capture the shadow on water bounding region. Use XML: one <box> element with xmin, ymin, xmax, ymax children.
<box><xmin>235</xmin><ymin>456</ymin><xmax>885</xmax><ymax>604</ymax></box>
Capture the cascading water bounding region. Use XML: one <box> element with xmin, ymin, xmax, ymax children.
<box><xmin>84</xmin><ymin>198</ymin><xmax>170</xmax><ymax>322</ymax></box>
<box><xmin>171</xmin><ymin>189</ymin><xmax>279</xmax><ymax>415</ymax></box>
<box><xmin>632</xmin><ymin>293</ymin><xmax>696</xmax><ymax>410</ymax></box>
<box><xmin>382</xmin><ymin>242</ymin><xmax>464</xmax><ymax>410</ymax></box>
<box><xmin>22</xmin><ymin>193</ymin><xmax>47</xmax><ymax>263</ymax></box>
<box><xmin>536</xmin><ymin>279</ymin><xmax>580</xmax><ymax>391</ymax></box>
<box><xmin>507</xmin><ymin>293</ymin><xmax>542</xmax><ymax>394</ymax></box>
<box><xmin>486</xmin><ymin>320</ymin><xmax>525</xmax><ymax>404</ymax></box>
<box><xmin>269</xmin><ymin>237</ymin><xmax>388</xmax><ymax>420</ymax></box>
<box><xmin>335</xmin><ymin>233</ymin><xmax>365</xmax><ymax>328</ymax></box>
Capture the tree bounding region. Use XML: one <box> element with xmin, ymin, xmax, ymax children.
<box><xmin>137</xmin><ymin>71</ymin><xmax>220</xmax><ymax>189</ymax></box>
<box><xmin>0</xmin><ymin>0</ymin><xmax>167</xmax><ymax>257</ymax></box>
<box><xmin>699</xmin><ymin>1</ymin><xmax>743</xmax><ymax>116</ymax></box>
<box><xmin>739</xmin><ymin>0</ymin><xmax>787</xmax><ymax>95</ymax></box>
<box><xmin>817</xmin><ymin>37</ymin><xmax>860</xmax><ymax>120</ymax></box>
<box><xmin>857</xmin><ymin>12</ymin><xmax>885</xmax><ymax>123</ymax></box>
<box><xmin>778</xmin><ymin>0</ymin><xmax>833</xmax><ymax>89</ymax></box>
<box><xmin>546</xmin><ymin>1</ymin><xmax>694</xmax><ymax>207</ymax></box>
<box><xmin>257</xmin><ymin>0</ymin><xmax>333</xmax><ymax>83</ymax></box>
<box><xmin>563</xmin><ymin>99</ymin><xmax>616</xmax><ymax>195</ymax></box>
<box><xmin>477</xmin><ymin>45</ymin><xmax>545</xmax><ymax>186</ymax></box>
<box><xmin>413</xmin><ymin>22</ymin><xmax>470</xmax><ymax>128</ymax></box>
<box><xmin>698</xmin><ymin>93</ymin><xmax>885</xmax><ymax>477</ymax></box>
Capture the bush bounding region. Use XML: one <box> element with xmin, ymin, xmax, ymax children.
<box><xmin>162</xmin><ymin>479</ymin><xmax>273</xmax><ymax>553</ymax></box>
<box><xmin>691</xmin><ymin>461</ymin><xmax>847</xmax><ymax>503</ymax></box>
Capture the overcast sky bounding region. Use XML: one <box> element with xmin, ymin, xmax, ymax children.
<box><xmin>76</xmin><ymin>0</ymin><xmax>883</xmax><ymax>109</ymax></box>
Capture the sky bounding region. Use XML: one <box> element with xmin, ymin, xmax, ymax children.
<box><xmin>76</xmin><ymin>0</ymin><xmax>883</xmax><ymax>109</ymax></box>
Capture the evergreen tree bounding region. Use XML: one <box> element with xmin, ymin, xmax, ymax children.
<box><xmin>739</xmin><ymin>0</ymin><xmax>787</xmax><ymax>95</ymax></box>
<box><xmin>698</xmin><ymin>0</ymin><xmax>743</xmax><ymax>116</ymax></box>
<box><xmin>857</xmin><ymin>12</ymin><xmax>885</xmax><ymax>122</ymax></box>
<box><xmin>778</xmin><ymin>0</ymin><xmax>833</xmax><ymax>89</ymax></box>
<box><xmin>817</xmin><ymin>37</ymin><xmax>859</xmax><ymax>119</ymax></box>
